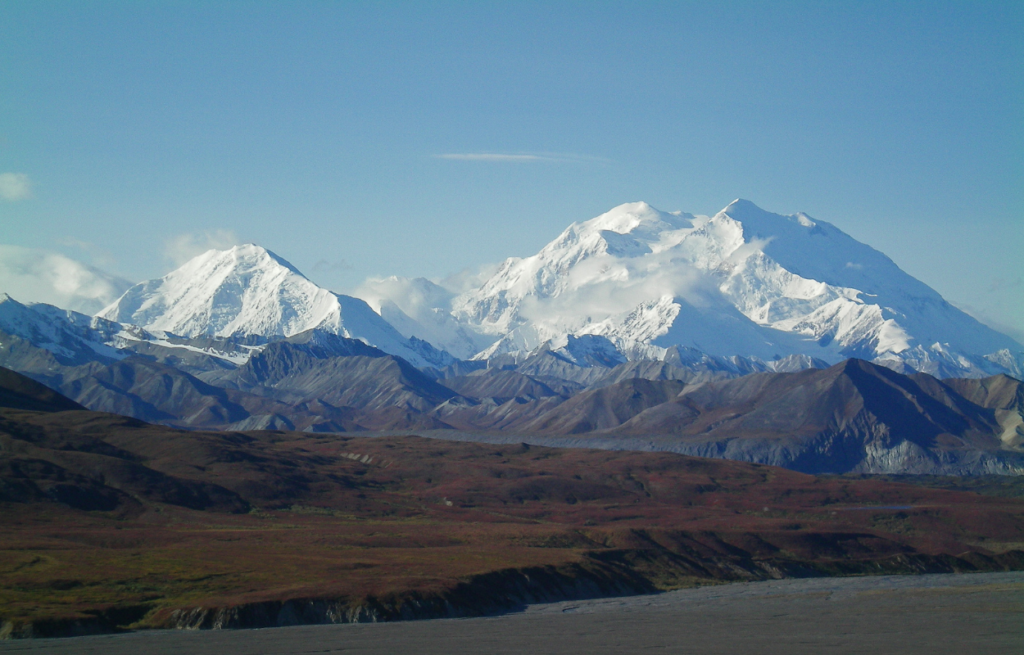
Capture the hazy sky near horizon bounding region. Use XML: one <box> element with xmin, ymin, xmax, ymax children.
<box><xmin>1</xmin><ymin>1</ymin><xmax>1022</xmax><ymax>339</ymax></box>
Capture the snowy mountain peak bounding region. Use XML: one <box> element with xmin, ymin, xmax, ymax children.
<box><xmin>450</xmin><ymin>199</ymin><xmax>1022</xmax><ymax>377</ymax></box>
<box><xmin>721</xmin><ymin>198</ymin><xmax>766</xmax><ymax>217</ymax></box>
<box><xmin>166</xmin><ymin>244</ymin><xmax>306</xmax><ymax>287</ymax></box>
<box><xmin>581</xmin><ymin>201</ymin><xmax>693</xmax><ymax>236</ymax></box>
<box><xmin>99</xmin><ymin>244</ymin><xmax>337</xmax><ymax>340</ymax></box>
<box><xmin>720</xmin><ymin>199</ymin><xmax>825</xmax><ymax>239</ymax></box>
<box><xmin>99</xmin><ymin>245</ymin><xmax>455</xmax><ymax>368</ymax></box>
<box><xmin>222</xmin><ymin>243</ymin><xmax>304</xmax><ymax>275</ymax></box>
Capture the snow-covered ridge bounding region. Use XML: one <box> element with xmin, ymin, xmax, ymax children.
<box><xmin>443</xmin><ymin>200</ymin><xmax>1022</xmax><ymax>377</ymax></box>
<box><xmin>98</xmin><ymin>244</ymin><xmax>454</xmax><ymax>368</ymax></box>
<box><xmin>99</xmin><ymin>245</ymin><xmax>342</xmax><ymax>339</ymax></box>
<box><xmin>354</xmin><ymin>275</ymin><xmax>492</xmax><ymax>360</ymax></box>
<box><xmin>0</xmin><ymin>293</ymin><xmax>257</xmax><ymax>366</ymax></box>
<box><xmin>0</xmin><ymin>292</ymin><xmax>131</xmax><ymax>364</ymax></box>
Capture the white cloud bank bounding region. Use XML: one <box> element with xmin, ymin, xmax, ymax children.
<box><xmin>0</xmin><ymin>245</ymin><xmax>133</xmax><ymax>314</ymax></box>
<box><xmin>0</xmin><ymin>173</ymin><xmax>32</xmax><ymax>201</ymax></box>
<box><xmin>351</xmin><ymin>274</ymin><xmax>497</xmax><ymax>359</ymax></box>
<box><xmin>163</xmin><ymin>229</ymin><xmax>241</xmax><ymax>266</ymax></box>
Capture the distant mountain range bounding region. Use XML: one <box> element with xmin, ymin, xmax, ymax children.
<box><xmin>2</xmin><ymin>199</ymin><xmax>1023</xmax><ymax>475</ymax></box>
<box><xmin>16</xmin><ymin>199</ymin><xmax>1018</xmax><ymax>378</ymax></box>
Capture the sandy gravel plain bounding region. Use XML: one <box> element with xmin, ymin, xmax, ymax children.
<box><xmin>2</xmin><ymin>572</ymin><xmax>1022</xmax><ymax>655</ymax></box>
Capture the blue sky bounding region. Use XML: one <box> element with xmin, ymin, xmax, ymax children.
<box><xmin>1</xmin><ymin>1</ymin><xmax>1022</xmax><ymax>338</ymax></box>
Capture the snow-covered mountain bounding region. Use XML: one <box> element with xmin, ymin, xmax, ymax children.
<box><xmin>0</xmin><ymin>293</ymin><xmax>134</xmax><ymax>365</ymax></box>
<box><xmin>98</xmin><ymin>244</ymin><xmax>454</xmax><ymax>368</ymax></box>
<box><xmin>446</xmin><ymin>200</ymin><xmax>1022</xmax><ymax>377</ymax></box>
<box><xmin>0</xmin><ymin>293</ymin><xmax>259</xmax><ymax>371</ymax></box>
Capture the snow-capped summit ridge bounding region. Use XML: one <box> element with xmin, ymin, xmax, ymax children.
<box><xmin>449</xmin><ymin>199</ymin><xmax>1022</xmax><ymax>376</ymax></box>
<box><xmin>582</xmin><ymin>201</ymin><xmax>693</xmax><ymax>236</ymax></box>
<box><xmin>99</xmin><ymin>244</ymin><xmax>454</xmax><ymax>368</ymax></box>
<box><xmin>99</xmin><ymin>243</ymin><xmax>340</xmax><ymax>339</ymax></box>
<box><xmin>228</xmin><ymin>243</ymin><xmax>304</xmax><ymax>275</ymax></box>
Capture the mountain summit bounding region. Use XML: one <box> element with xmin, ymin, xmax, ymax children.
<box><xmin>100</xmin><ymin>245</ymin><xmax>336</xmax><ymax>339</ymax></box>
<box><xmin>444</xmin><ymin>200</ymin><xmax>1021</xmax><ymax>376</ymax></box>
<box><xmin>99</xmin><ymin>244</ymin><xmax>453</xmax><ymax>368</ymax></box>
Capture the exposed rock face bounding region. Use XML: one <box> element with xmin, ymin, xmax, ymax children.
<box><xmin>469</xmin><ymin>359</ymin><xmax>1024</xmax><ymax>475</ymax></box>
<box><xmin>164</xmin><ymin>561</ymin><xmax>657</xmax><ymax>630</ymax></box>
<box><xmin>227</xmin><ymin>338</ymin><xmax>456</xmax><ymax>412</ymax></box>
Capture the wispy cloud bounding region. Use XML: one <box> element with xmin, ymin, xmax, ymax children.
<box><xmin>0</xmin><ymin>173</ymin><xmax>32</xmax><ymax>201</ymax></box>
<box><xmin>58</xmin><ymin>237</ymin><xmax>118</xmax><ymax>269</ymax></box>
<box><xmin>0</xmin><ymin>245</ymin><xmax>132</xmax><ymax>314</ymax></box>
<box><xmin>163</xmin><ymin>229</ymin><xmax>241</xmax><ymax>266</ymax></box>
<box><xmin>440</xmin><ymin>261</ymin><xmax>501</xmax><ymax>294</ymax></box>
<box><xmin>435</xmin><ymin>152</ymin><xmax>608</xmax><ymax>164</ymax></box>
<box><xmin>312</xmin><ymin>258</ymin><xmax>353</xmax><ymax>273</ymax></box>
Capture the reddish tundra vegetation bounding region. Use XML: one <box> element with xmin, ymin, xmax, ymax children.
<box><xmin>1</xmin><ymin>367</ymin><xmax>1023</xmax><ymax>637</ymax></box>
